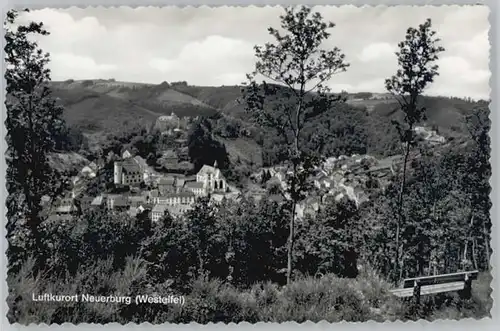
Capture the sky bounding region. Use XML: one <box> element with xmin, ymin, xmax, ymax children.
<box><xmin>20</xmin><ymin>5</ymin><xmax>490</xmax><ymax>99</ymax></box>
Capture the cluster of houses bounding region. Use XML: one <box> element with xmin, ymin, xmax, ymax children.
<box><xmin>50</xmin><ymin>123</ymin><xmax>441</xmax><ymax>225</ymax></box>
<box><xmin>248</xmin><ymin>153</ymin><xmax>406</xmax><ymax>219</ymax></box>
<box><xmin>49</xmin><ymin>148</ymin><xmax>230</xmax><ymax>223</ymax></box>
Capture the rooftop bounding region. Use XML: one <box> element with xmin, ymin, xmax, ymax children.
<box><xmin>55</xmin><ymin>205</ymin><xmax>78</xmax><ymax>213</ymax></box>
<box><xmin>112</xmin><ymin>196</ymin><xmax>129</xmax><ymax>207</ymax></box>
<box><xmin>185</xmin><ymin>181</ymin><xmax>204</xmax><ymax>189</ymax></box>
<box><xmin>152</xmin><ymin>204</ymin><xmax>168</xmax><ymax>213</ymax></box>
<box><xmin>162</xmin><ymin>149</ymin><xmax>178</xmax><ymax>158</ymax></box>
<box><xmin>162</xmin><ymin>191</ymin><xmax>195</xmax><ymax>198</ymax></box>
<box><xmin>90</xmin><ymin>196</ymin><xmax>104</xmax><ymax>205</ymax></box>
<box><xmin>197</xmin><ymin>164</ymin><xmax>221</xmax><ymax>176</ymax></box>
<box><xmin>158</xmin><ymin>177</ymin><xmax>175</xmax><ymax>185</ymax></box>
<box><xmin>134</xmin><ymin>155</ymin><xmax>148</xmax><ymax>168</ymax></box>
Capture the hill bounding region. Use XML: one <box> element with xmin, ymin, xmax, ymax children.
<box><xmin>51</xmin><ymin>79</ymin><xmax>481</xmax><ymax>137</ymax></box>
<box><xmin>50</xmin><ymin>79</ymin><xmax>219</xmax><ymax>135</ymax></box>
<box><xmin>49</xmin><ymin>79</ymin><xmax>484</xmax><ymax>168</ymax></box>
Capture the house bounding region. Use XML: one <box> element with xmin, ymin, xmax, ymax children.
<box><xmin>156</xmin><ymin>191</ymin><xmax>196</xmax><ymax>206</ymax></box>
<box><xmin>90</xmin><ymin>195</ymin><xmax>106</xmax><ymax>208</ymax></box>
<box><xmin>175</xmin><ymin>178</ymin><xmax>185</xmax><ymax>192</ymax></box>
<box><xmin>114</xmin><ymin>158</ymin><xmax>143</xmax><ymax>186</ymax></box>
<box><xmin>81</xmin><ymin>165</ymin><xmax>97</xmax><ymax>178</ymax></box>
<box><xmin>167</xmin><ymin>204</ymin><xmax>193</xmax><ymax>217</ymax></box>
<box><xmin>145</xmin><ymin>189</ymin><xmax>160</xmax><ymax>204</ymax></box>
<box><xmin>185</xmin><ymin>181</ymin><xmax>205</xmax><ymax>196</ymax></box>
<box><xmin>151</xmin><ymin>204</ymin><xmax>168</xmax><ymax>222</ymax></box>
<box><xmin>196</xmin><ymin>161</ymin><xmax>227</xmax><ymax>193</ymax></box>
<box><xmin>156</xmin><ymin>113</ymin><xmax>180</xmax><ymax>132</ymax></box>
<box><xmin>157</xmin><ymin>176</ymin><xmax>176</xmax><ymax>194</ymax></box>
<box><xmin>128</xmin><ymin>195</ymin><xmax>147</xmax><ymax>206</ymax></box>
<box><xmin>158</xmin><ymin>150</ymin><xmax>180</xmax><ymax>170</ymax></box>
<box><xmin>122</xmin><ymin>150</ymin><xmax>133</xmax><ymax>159</ymax></box>
<box><xmin>133</xmin><ymin>155</ymin><xmax>151</xmax><ymax>181</ymax></box>
<box><xmin>107</xmin><ymin>194</ymin><xmax>130</xmax><ymax>211</ymax></box>
<box><xmin>51</xmin><ymin>195</ymin><xmax>80</xmax><ymax>221</ymax></box>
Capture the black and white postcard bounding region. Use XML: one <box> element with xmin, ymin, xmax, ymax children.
<box><xmin>3</xmin><ymin>3</ymin><xmax>494</xmax><ymax>325</ymax></box>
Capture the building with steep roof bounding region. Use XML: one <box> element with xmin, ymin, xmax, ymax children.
<box><xmin>196</xmin><ymin>161</ymin><xmax>227</xmax><ymax>194</ymax></box>
<box><xmin>122</xmin><ymin>150</ymin><xmax>133</xmax><ymax>159</ymax></box>
<box><xmin>114</xmin><ymin>158</ymin><xmax>143</xmax><ymax>186</ymax></box>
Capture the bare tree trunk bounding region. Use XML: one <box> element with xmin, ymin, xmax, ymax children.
<box><xmin>463</xmin><ymin>242</ymin><xmax>468</xmax><ymax>269</ymax></box>
<box><xmin>287</xmin><ymin>200</ymin><xmax>297</xmax><ymax>285</ymax></box>
<box><xmin>462</xmin><ymin>215</ymin><xmax>475</xmax><ymax>269</ymax></box>
<box><xmin>472</xmin><ymin>239</ymin><xmax>478</xmax><ymax>270</ymax></box>
<box><xmin>287</xmin><ymin>89</ymin><xmax>302</xmax><ymax>285</ymax></box>
<box><xmin>483</xmin><ymin>222</ymin><xmax>491</xmax><ymax>270</ymax></box>
<box><xmin>198</xmin><ymin>247</ymin><xmax>206</xmax><ymax>279</ymax></box>
<box><xmin>399</xmin><ymin>257</ymin><xmax>405</xmax><ymax>281</ymax></box>
<box><xmin>394</xmin><ymin>138</ymin><xmax>411</xmax><ymax>280</ymax></box>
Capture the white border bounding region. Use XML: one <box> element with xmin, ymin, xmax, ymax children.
<box><xmin>0</xmin><ymin>1</ymin><xmax>497</xmax><ymax>330</ymax></box>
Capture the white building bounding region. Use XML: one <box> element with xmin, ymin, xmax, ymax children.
<box><xmin>114</xmin><ymin>155</ymin><xmax>151</xmax><ymax>186</ymax></box>
<box><xmin>81</xmin><ymin>165</ymin><xmax>96</xmax><ymax>178</ymax></box>
<box><xmin>185</xmin><ymin>181</ymin><xmax>205</xmax><ymax>196</ymax></box>
<box><xmin>195</xmin><ymin>161</ymin><xmax>227</xmax><ymax>194</ymax></box>
<box><xmin>151</xmin><ymin>204</ymin><xmax>168</xmax><ymax>222</ymax></box>
<box><xmin>154</xmin><ymin>191</ymin><xmax>196</xmax><ymax>206</ymax></box>
<box><xmin>114</xmin><ymin>159</ymin><xmax>142</xmax><ymax>186</ymax></box>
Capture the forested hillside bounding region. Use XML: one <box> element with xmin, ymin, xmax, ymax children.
<box><xmin>49</xmin><ymin>78</ymin><xmax>484</xmax><ymax>167</ymax></box>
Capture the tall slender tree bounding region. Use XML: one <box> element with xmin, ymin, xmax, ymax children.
<box><xmin>5</xmin><ymin>9</ymin><xmax>67</xmax><ymax>261</ymax></box>
<box><xmin>243</xmin><ymin>6</ymin><xmax>349</xmax><ymax>284</ymax></box>
<box><xmin>385</xmin><ymin>18</ymin><xmax>444</xmax><ymax>280</ymax></box>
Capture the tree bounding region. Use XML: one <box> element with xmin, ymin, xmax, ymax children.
<box><xmin>5</xmin><ymin>9</ymin><xmax>68</xmax><ymax>264</ymax></box>
<box><xmin>185</xmin><ymin>197</ymin><xmax>218</xmax><ymax>278</ymax></box>
<box><xmin>187</xmin><ymin>118</ymin><xmax>230</xmax><ymax>171</ymax></box>
<box><xmin>465</xmin><ymin>106</ymin><xmax>491</xmax><ymax>270</ymax></box>
<box><xmin>243</xmin><ymin>7</ymin><xmax>349</xmax><ymax>284</ymax></box>
<box><xmin>296</xmin><ymin>197</ymin><xmax>361</xmax><ymax>278</ymax></box>
<box><xmin>384</xmin><ymin>18</ymin><xmax>444</xmax><ymax>280</ymax></box>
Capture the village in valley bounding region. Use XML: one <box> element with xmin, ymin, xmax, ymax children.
<box><xmin>5</xmin><ymin>6</ymin><xmax>493</xmax><ymax>324</ymax></box>
<box><xmin>46</xmin><ymin>109</ymin><xmax>447</xmax><ymax>224</ymax></box>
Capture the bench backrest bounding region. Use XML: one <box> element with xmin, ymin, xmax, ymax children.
<box><xmin>402</xmin><ymin>270</ymin><xmax>478</xmax><ymax>288</ymax></box>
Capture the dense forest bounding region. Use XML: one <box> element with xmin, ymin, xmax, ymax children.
<box><xmin>4</xmin><ymin>7</ymin><xmax>492</xmax><ymax>324</ymax></box>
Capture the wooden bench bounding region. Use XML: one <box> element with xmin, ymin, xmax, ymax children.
<box><xmin>390</xmin><ymin>270</ymin><xmax>478</xmax><ymax>303</ymax></box>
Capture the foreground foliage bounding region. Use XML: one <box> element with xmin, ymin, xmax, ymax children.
<box><xmin>8</xmin><ymin>256</ymin><xmax>491</xmax><ymax>324</ymax></box>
